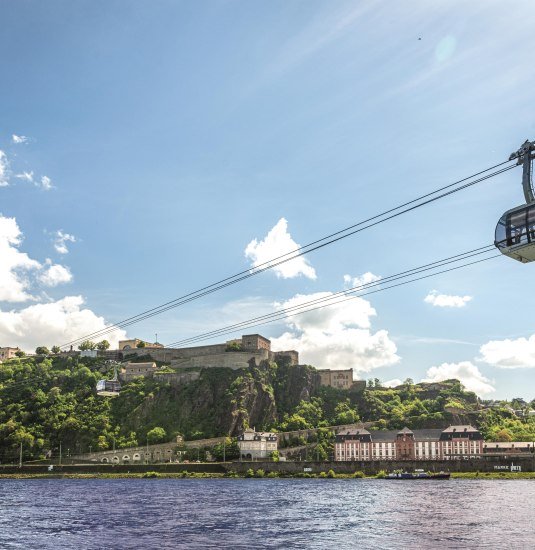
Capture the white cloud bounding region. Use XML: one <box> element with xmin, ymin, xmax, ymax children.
<box><xmin>53</xmin><ymin>230</ymin><xmax>77</xmax><ymax>254</ymax></box>
<box><xmin>0</xmin><ymin>214</ymin><xmax>41</xmax><ymax>302</ymax></box>
<box><xmin>0</xmin><ymin>296</ymin><xmax>127</xmax><ymax>352</ymax></box>
<box><xmin>12</xmin><ymin>134</ymin><xmax>28</xmax><ymax>144</ymax></box>
<box><xmin>39</xmin><ymin>175</ymin><xmax>53</xmax><ymax>190</ymax></box>
<box><xmin>479</xmin><ymin>334</ymin><xmax>535</xmax><ymax>369</ymax></box>
<box><xmin>424</xmin><ymin>290</ymin><xmax>472</xmax><ymax>308</ymax></box>
<box><xmin>0</xmin><ymin>150</ymin><xmax>9</xmax><ymax>187</ymax></box>
<box><xmin>423</xmin><ymin>361</ymin><xmax>495</xmax><ymax>396</ymax></box>
<box><xmin>245</xmin><ymin>218</ymin><xmax>316</xmax><ymax>279</ymax></box>
<box><xmin>271</xmin><ymin>291</ymin><xmax>399</xmax><ymax>374</ymax></box>
<box><xmin>15</xmin><ymin>171</ymin><xmax>34</xmax><ymax>183</ymax></box>
<box><xmin>0</xmin><ymin>214</ymin><xmax>126</xmax><ymax>351</ymax></box>
<box><xmin>343</xmin><ymin>272</ymin><xmax>381</xmax><ymax>290</ymax></box>
<box><xmin>38</xmin><ymin>262</ymin><xmax>73</xmax><ymax>287</ymax></box>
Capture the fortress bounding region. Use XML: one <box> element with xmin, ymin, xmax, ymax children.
<box><xmin>110</xmin><ymin>333</ymin><xmax>299</xmax><ymax>371</ymax></box>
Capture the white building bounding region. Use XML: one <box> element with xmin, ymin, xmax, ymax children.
<box><xmin>237</xmin><ymin>428</ymin><xmax>278</xmax><ymax>460</ymax></box>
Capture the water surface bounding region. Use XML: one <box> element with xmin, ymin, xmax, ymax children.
<box><xmin>0</xmin><ymin>478</ymin><xmax>533</xmax><ymax>549</ymax></box>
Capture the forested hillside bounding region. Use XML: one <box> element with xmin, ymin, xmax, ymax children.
<box><xmin>0</xmin><ymin>355</ymin><xmax>533</xmax><ymax>462</ymax></box>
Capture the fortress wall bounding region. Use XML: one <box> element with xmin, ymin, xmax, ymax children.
<box><xmin>122</xmin><ymin>344</ymin><xmax>228</xmax><ymax>362</ymax></box>
<box><xmin>169</xmin><ymin>349</ymin><xmax>270</xmax><ymax>370</ymax></box>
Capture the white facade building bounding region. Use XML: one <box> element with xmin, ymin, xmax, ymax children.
<box><xmin>237</xmin><ymin>429</ymin><xmax>278</xmax><ymax>460</ymax></box>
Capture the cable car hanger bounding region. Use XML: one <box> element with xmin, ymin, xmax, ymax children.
<box><xmin>509</xmin><ymin>139</ymin><xmax>535</xmax><ymax>203</ymax></box>
<box><xmin>495</xmin><ymin>139</ymin><xmax>535</xmax><ymax>263</ymax></box>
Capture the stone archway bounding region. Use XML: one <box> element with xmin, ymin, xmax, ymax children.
<box><xmin>101</xmin><ymin>457</ymin><xmax>109</xmax><ymax>463</ymax></box>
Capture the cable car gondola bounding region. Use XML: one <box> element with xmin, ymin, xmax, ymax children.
<box><xmin>495</xmin><ymin>139</ymin><xmax>535</xmax><ymax>263</ymax></box>
<box><xmin>96</xmin><ymin>362</ymin><xmax>121</xmax><ymax>397</ymax></box>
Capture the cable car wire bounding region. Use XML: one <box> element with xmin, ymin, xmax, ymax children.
<box><xmin>0</xmin><ymin>249</ymin><xmax>499</xmax><ymax>394</ymax></box>
<box><xmin>57</xmin><ymin>160</ymin><xmax>516</xmax><ymax>349</ymax></box>
<box><xmin>0</xmin><ymin>248</ymin><xmax>499</xmax><ymax>392</ymax></box>
<box><xmin>165</xmin><ymin>245</ymin><xmax>498</xmax><ymax>348</ymax></box>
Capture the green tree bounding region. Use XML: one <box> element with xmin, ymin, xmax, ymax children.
<box><xmin>333</xmin><ymin>400</ymin><xmax>360</xmax><ymax>425</ymax></box>
<box><xmin>495</xmin><ymin>428</ymin><xmax>513</xmax><ymax>442</ymax></box>
<box><xmin>147</xmin><ymin>426</ymin><xmax>166</xmax><ymax>444</ymax></box>
<box><xmin>51</xmin><ymin>346</ymin><xmax>61</xmax><ymax>354</ymax></box>
<box><xmin>15</xmin><ymin>350</ymin><xmax>25</xmax><ymax>357</ymax></box>
<box><xmin>136</xmin><ymin>341</ymin><xmax>146</xmax><ymax>348</ymax></box>
<box><xmin>78</xmin><ymin>340</ymin><xmax>96</xmax><ymax>351</ymax></box>
<box><xmin>211</xmin><ymin>438</ymin><xmax>240</xmax><ymax>461</ymax></box>
<box><xmin>225</xmin><ymin>341</ymin><xmax>242</xmax><ymax>351</ymax></box>
<box><xmin>35</xmin><ymin>346</ymin><xmax>50</xmax><ymax>355</ymax></box>
<box><xmin>96</xmin><ymin>340</ymin><xmax>110</xmax><ymax>351</ymax></box>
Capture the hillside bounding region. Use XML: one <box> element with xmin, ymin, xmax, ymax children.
<box><xmin>0</xmin><ymin>355</ymin><xmax>533</xmax><ymax>462</ymax></box>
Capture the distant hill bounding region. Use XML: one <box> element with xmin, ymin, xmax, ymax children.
<box><xmin>0</xmin><ymin>355</ymin><xmax>533</xmax><ymax>462</ymax></box>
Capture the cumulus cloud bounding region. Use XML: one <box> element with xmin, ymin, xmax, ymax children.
<box><xmin>39</xmin><ymin>175</ymin><xmax>53</xmax><ymax>190</ymax></box>
<box><xmin>0</xmin><ymin>296</ymin><xmax>127</xmax><ymax>352</ymax></box>
<box><xmin>343</xmin><ymin>272</ymin><xmax>381</xmax><ymax>290</ymax></box>
<box><xmin>15</xmin><ymin>171</ymin><xmax>34</xmax><ymax>183</ymax></box>
<box><xmin>245</xmin><ymin>218</ymin><xmax>316</xmax><ymax>279</ymax></box>
<box><xmin>0</xmin><ymin>214</ymin><xmax>41</xmax><ymax>302</ymax></box>
<box><xmin>53</xmin><ymin>230</ymin><xmax>77</xmax><ymax>254</ymax></box>
<box><xmin>0</xmin><ymin>214</ymin><xmax>126</xmax><ymax>351</ymax></box>
<box><xmin>12</xmin><ymin>134</ymin><xmax>28</xmax><ymax>144</ymax></box>
<box><xmin>271</xmin><ymin>291</ymin><xmax>399</xmax><ymax>374</ymax></box>
<box><xmin>38</xmin><ymin>262</ymin><xmax>73</xmax><ymax>287</ymax></box>
<box><xmin>423</xmin><ymin>361</ymin><xmax>495</xmax><ymax>396</ymax></box>
<box><xmin>0</xmin><ymin>150</ymin><xmax>9</xmax><ymax>187</ymax></box>
<box><xmin>424</xmin><ymin>290</ymin><xmax>472</xmax><ymax>308</ymax></box>
<box><xmin>479</xmin><ymin>334</ymin><xmax>535</xmax><ymax>369</ymax></box>
<box><xmin>0</xmin><ymin>215</ymin><xmax>77</xmax><ymax>303</ymax></box>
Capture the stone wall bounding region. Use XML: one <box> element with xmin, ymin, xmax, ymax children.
<box><xmin>225</xmin><ymin>455</ymin><xmax>535</xmax><ymax>474</ymax></box>
<box><xmin>72</xmin><ymin>436</ymin><xmax>228</xmax><ymax>464</ymax></box>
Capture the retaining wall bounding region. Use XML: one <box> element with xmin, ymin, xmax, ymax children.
<box><xmin>224</xmin><ymin>456</ymin><xmax>535</xmax><ymax>474</ymax></box>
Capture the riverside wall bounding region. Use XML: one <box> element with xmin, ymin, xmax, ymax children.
<box><xmin>224</xmin><ymin>456</ymin><xmax>535</xmax><ymax>474</ymax></box>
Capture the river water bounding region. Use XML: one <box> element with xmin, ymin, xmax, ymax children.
<box><xmin>0</xmin><ymin>478</ymin><xmax>533</xmax><ymax>549</ymax></box>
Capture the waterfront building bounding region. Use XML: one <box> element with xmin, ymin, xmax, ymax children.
<box><xmin>335</xmin><ymin>425</ymin><xmax>484</xmax><ymax>461</ymax></box>
<box><xmin>237</xmin><ymin>428</ymin><xmax>278</xmax><ymax>460</ymax></box>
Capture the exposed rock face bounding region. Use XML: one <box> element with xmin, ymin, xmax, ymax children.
<box><xmin>115</xmin><ymin>360</ymin><xmax>320</xmax><ymax>439</ymax></box>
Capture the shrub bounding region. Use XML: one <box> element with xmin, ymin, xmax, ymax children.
<box><xmin>327</xmin><ymin>469</ymin><xmax>336</xmax><ymax>478</ymax></box>
<box><xmin>319</xmin><ymin>471</ymin><xmax>327</xmax><ymax>478</ymax></box>
<box><xmin>255</xmin><ymin>469</ymin><xmax>265</xmax><ymax>478</ymax></box>
<box><xmin>376</xmin><ymin>470</ymin><xmax>387</xmax><ymax>479</ymax></box>
<box><xmin>245</xmin><ymin>468</ymin><xmax>255</xmax><ymax>478</ymax></box>
<box><xmin>267</xmin><ymin>471</ymin><xmax>279</xmax><ymax>478</ymax></box>
<box><xmin>142</xmin><ymin>471</ymin><xmax>160</xmax><ymax>478</ymax></box>
<box><xmin>353</xmin><ymin>471</ymin><xmax>365</xmax><ymax>478</ymax></box>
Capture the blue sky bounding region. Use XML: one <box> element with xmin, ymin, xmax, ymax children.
<box><xmin>1</xmin><ymin>0</ymin><xmax>534</xmax><ymax>399</ymax></box>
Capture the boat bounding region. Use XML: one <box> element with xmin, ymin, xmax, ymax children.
<box><xmin>385</xmin><ymin>469</ymin><xmax>450</xmax><ymax>480</ymax></box>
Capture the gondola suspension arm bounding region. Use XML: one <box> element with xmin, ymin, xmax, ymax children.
<box><xmin>509</xmin><ymin>139</ymin><xmax>535</xmax><ymax>203</ymax></box>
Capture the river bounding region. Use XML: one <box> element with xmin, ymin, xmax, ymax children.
<box><xmin>0</xmin><ymin>478</ymin><xmax>533</xmax><ymax>549</ymax></box>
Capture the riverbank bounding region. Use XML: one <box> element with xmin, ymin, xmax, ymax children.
<box><xmin>2</xmin><ymin>471</ymin><xmax>535</xmax><ymax>480</ymax></box>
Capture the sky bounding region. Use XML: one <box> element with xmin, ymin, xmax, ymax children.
<box><xmin>1</xmin><ymin>0</ymin><xmax>535</xmax><ymax>399</ymax></box>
